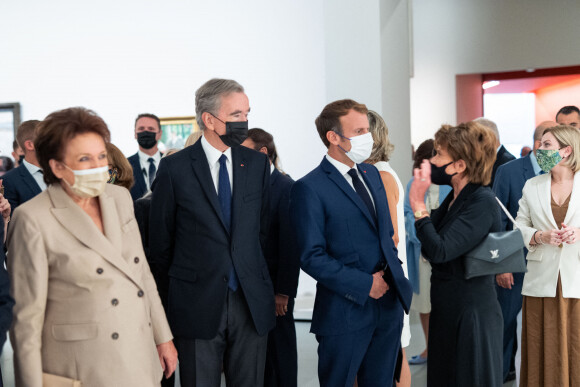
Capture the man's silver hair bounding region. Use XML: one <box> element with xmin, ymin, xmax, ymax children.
<box><xmin>195</xmin><ymin>78</ymin><xmax>245</xmax><ymax>131</ymax></box>
<box><xmin>474</xmin><ymin>117</ymin><xmax>500</xmax><ymax>142</ymax></box>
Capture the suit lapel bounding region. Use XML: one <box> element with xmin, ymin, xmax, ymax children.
<box><xmin>522</xmin><ymin>155</ymin><xmax>535</xmax><ymax>181</ymax></box>
<box><xmin>48</xmin><ymin>185</ymin><xmax>142</xmax><ymax>287</ymax></box>
<box><xmin>322</xmin><ymin>158</ymin><xmax>376</xmax><ymax>229</ymax></box>
<box><xmin>563</xmin><ymin>171</ymin><xmax>580</xmax><ymax>225</ymax></box>
<box><xmin>231</xmin><ymin>147</ymin><xmax>248</xmax><ymax>236</ymax></box>
<box><xmin>189</xmin><ymin>141</ymin><xmax>229</xmax><ymax>234</ymax></box>
<box><xmin>538</xmin><ymin>174</ymin><xmax>558</xmax><ymax>228</ymax></box>
<box><xmin>130</xmin><ymin>155</ymin><xmax>147</xmax><ymax>195</ymax></box>
<box><xmin>357</xmin><ymin>164</ymin><xmax>379</xmax><ymax>231</ymax></box>
<box><xmin>19</xmin><ymin>165</ymin><xmax>42</xmax><ymax>195</ymax></box>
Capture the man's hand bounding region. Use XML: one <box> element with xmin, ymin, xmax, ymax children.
<box><xmin>275</xmin><ymin>294</ymin><xmax>289</xmax><ymax>316</ymax></box>
<box><xmin>157</xmin><ymin>340</ymin><xmax>178</xmax><ymax>378</ymax></box>
<box><xmin>496</xmin><ymin>273</ymin><xmax>514</xmax><ymax>289</ymax></box>
<box><xmin>369</xmin><ymin>271</ymin><xmax>389</xmax><ymax>299</ymax></box>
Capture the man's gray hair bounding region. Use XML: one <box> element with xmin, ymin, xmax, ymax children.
<box><xmin>195</xmin><ymin>78</ymin><xmax>245</xmax><ymax>131</ymax></box>
<box><xmin>474</xmin><ymin>117</ymin><xmax>499</xmax><ymax>142</ymax></box>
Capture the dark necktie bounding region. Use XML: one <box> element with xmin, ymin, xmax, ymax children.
<box><xmin>347</xmin><ymin>168</ymin><xmax>376</xmax><ymax>221</ymax></box>
<box><xmin>148</xmin><ymin>158</ymin><xmax>156</xmax><ymax>188</ymax></box>
<box><xmin>218</xmin><ymin>154</ymin><xmax>239</xmax><ymax>291</ymax></box>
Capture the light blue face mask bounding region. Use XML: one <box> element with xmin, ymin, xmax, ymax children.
<box><xmin>536</xmin><ymin>148</ymin><xmax>563</xmax><ymax>173</ymax></box>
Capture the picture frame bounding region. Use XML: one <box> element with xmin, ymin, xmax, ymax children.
<box><xmin>159</xmin><ymin>116</ymin><xmax>200</xmax><ymax>151</ymax></box>
<box><xmin>0</xmin><ymin>102</ymin><xmax>21</xmax><ymax>157</ymax></box>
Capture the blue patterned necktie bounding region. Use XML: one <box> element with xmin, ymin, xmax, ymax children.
<box><xmin>347</xmin><ymin>168</ymin><xmax>376</xmax><ymax>222</ymax></box>
<box><xmin>218</xmin><ymin>154</ymin><xmax>239</xmax><ymax>291</ymax></box>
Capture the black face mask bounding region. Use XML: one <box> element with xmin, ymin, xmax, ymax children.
<box><xmin>137</xmin><ymin>131</ymin><xmax>158</xmax><ymax>150</ymax></box>
<box><xmin>210</xmin><ymin>114</ymin><xmax>248</xmax><ymax>148</ymax></box>
<box><xmin>430</xmin><ymin>161</ymin><xmax>456</xmax><ymax>186</ymax></box>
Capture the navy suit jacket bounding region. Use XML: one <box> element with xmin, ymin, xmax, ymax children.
<box><xmin>2</xmin><ymin>163</ymin><xmax>42</xmax><ymax>213</ymax></box>
<box><xmin>490</xmin><ymin>145</ymin><xmax>516</xmax><ymax>187</ymax></box>
<box><xmin>0</xmin><ymin>216</ymin><xmax>14</xmax><ymax>353</ymax></box>
<box><xmin>149</xmin><ymin>140</ymin><xmax>275</xmax><ymax>340</ymax></box>
<box><xmin>128</xmin><ymin>153</ymin><xmax>147</xmax><ymax>201</ymax></box>
<box><xmin>492</xmin><ymin>154</ymin><xmax>536</xmax><ymax>231</ymax></box>
<box><xmin>264</xmin><ymin>168</ymin><xmax>299</xmax><ymax>298</ymax></box>
<box><xmin>290</xmin><ymin>157</ymin><xmax>412</xmax><ymax>336</ymax></box>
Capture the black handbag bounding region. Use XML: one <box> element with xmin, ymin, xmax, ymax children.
<box><xmin>464</xmin><ymin>197</ymin><xmax>527</xmax><ymax>280</ymax></box>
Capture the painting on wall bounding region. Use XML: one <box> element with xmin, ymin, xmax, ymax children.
<box><xmin>0</xmin><ymin>103</ymin><xmax>21</xmax><ymax>173</ymax></box>
<box><xmin>159</xmin><ymin>116</ymin><xmax>200</xmax><ymax>151</ymax></box>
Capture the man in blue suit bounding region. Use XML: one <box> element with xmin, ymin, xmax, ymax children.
<box><xmin>3</xmin><ymin>120</ymin><xmax>46</xmax><ymax>213</ymax></box>
<box><xmin>128</xmin><ymin>113</ymin><xmax>163</xmax><ymax>201</ymax></box>
<box><xmin>290</xmin><ymin>99</ymin><xmax>412</xmax><ymax>387</ymax></box>
<box><xmin>493</xmin><ymin>120</ymin><xmax>557</xmax><ymax>382</ymax></box>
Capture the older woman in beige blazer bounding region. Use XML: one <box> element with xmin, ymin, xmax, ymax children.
<box><xmin>516</xmin><ymin>124</ymin><xmax>580</xmax><ymax>387</ymax></box>
<box><xmin>7</xmin><ymin>107</ymin><xmax>177</xmax><ymax>387</ymax></box>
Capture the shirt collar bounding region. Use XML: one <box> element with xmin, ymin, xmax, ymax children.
<box><xmin>270</xmin><ymin>163</ymin><xmax>275</xmax><ymax>174</ymax></box>
<box><xmin>22</xmin><ymin>159</ymin><xmax>42</xmax><ymax>175</ymax></box>
<box><xmin>201</xmin><ymin>134</ymin><xmax>232</xmax><ymax>166</ymax></box>
<box><xmin>529</xmin><ymin>151</ymin><xmax>542</xmax><ymax>175</ymax></box>
<box><xmin>138</xmin><ymin>149</ymin><xmax>161</xmax><ymax>164</ymax></box>
<box><xmin>325</xmin><ymin>154</ymin><xmax>354</xmax><ymax>176</ymax></box>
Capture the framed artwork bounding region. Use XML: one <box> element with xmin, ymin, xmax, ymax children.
<box><xmin>0</xmin><ymin>102</ymin><xmax>21</xmax><ymax>157</ymax></box>
<box><xmin>159</xmin><ymin>116</ymin><xmax>200</xmax><ymax>151</ymax></box>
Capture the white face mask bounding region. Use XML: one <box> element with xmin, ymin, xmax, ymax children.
<box><xmin>63</xmin><ymin>165</ymin><xmax>109</xmax><ymax>198</ymax></box>
<box><xmin>338</xmin><ymin>132</ymin><xmax>374</xmax><ymax>164</ymax></box>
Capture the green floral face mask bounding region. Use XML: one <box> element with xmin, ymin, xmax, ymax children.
<box><xmin>536</xmin><ymin>149</ymin><xmax>563</xmax><ymax>173</ymax></box>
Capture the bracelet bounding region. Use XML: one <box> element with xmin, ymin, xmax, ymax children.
<box><xmin>533</xmin><ymin>231</ymin><xmax>539</xmax><ymax>245</ymax></box>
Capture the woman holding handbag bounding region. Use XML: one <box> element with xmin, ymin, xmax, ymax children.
<box><xmin>409</xmin><ymin>121</ymin><xmax>503</xmax><ymax>386</ymax></box>
<box><xmin>515</xmin><ymin>124</ymin><xmax>580</xmax><ymax>387</ymax></box>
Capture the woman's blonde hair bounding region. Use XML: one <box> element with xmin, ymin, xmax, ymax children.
<box><xmin>543</xmin><ymin>124</ymin><xmax>580</xmax><ymax>172</ymax></box>
<box><xmin>434</xmin><ymin>121</ymin><xmax>497</xmax><ymax>186</ymax></box>
<box><xmin>366</xmin><ymin>110</ymin><xmax>394</xmax><ymax>163</ymax></box>
<box><xmin>185</xmin><ymin>131</ymin><xmax>202</xmax><ymax>147</ymax></box>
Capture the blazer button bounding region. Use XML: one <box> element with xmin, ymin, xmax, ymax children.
<box><xmin>137</xmin><ymin>290</ymin><xmax>144</xmax><ymax>297</ymax></box>
<box><xmin>111</xmin><ymin>332</ymin><xmax>119</xmax><ymax>340</ymax></box>
<box><xmin>111</xmin><ymin>298</ymin><xmax>119</xmax><ymax>306</ymax></box>
<box><xmin>96</xmin><ymin>268</ymin><xmax>103</xmax><ymax>274</ymax></box>
<box><xmin>223</xmin><ymin>276</ymin><xmax>228</xmax><ymax>283</ymax></box>
<box><xmin>134</xmin><ymin>257</ymin><xmax>140</xmax><ymax>263</ymax></box>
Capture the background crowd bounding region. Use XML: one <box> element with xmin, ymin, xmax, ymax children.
<box><xmin>0</xmin><ymin>78</ymin><xmax>578</xmax><ymax>387</ymax></box>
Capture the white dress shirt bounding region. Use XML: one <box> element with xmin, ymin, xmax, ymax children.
<box><xmin>201</xmin><ymin>135</ymin><xmax>233</xmax><ymax>194</ymax></box>
<box><xmin>22</xmin><ymin>159</ymin><xmax>47</xmax><ymax>191</ymax></box>
<box><xmin>138</xmin><ymin>150</ymin><xmax>162</xmax><ymax>190</ymax></box>
<box><xmin>325</xmin><ymin>154</ymin><xmax>375</xmax><ymax>209</ymax></box>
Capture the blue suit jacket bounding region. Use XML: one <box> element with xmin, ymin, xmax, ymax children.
<box><xmin>2</xmin><ymin>163</ymin><xmax>42</xmax><ymax>213</ymax></box>
<box><xmin>492</xmin><ymin>154</ymin><xmax>536</xmax><ymax>231</ymax></box>
<box><xmin>290</xmin><ymin>157</ymin><xmax>412</xmax><ymax>336</ymax></box>
<box><xmin>128</xmin><ymin>153</ymin><xmax>147</xmax><ymax>201</ymax></box>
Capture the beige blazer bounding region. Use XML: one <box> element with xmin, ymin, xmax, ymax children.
<box><xmin>516</xmin><ymin>171</ymin><xmax>580</xmax><ymax>298</ymax></box>
<box><xmin>7</xmin><ymin>184</ymin><xmax>173</xmax><ymax>387</ymax></box>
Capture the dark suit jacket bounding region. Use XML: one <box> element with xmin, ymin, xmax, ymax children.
<box><xmin>3</xmin><ymin>163</ymin><xmax>42</xmax><ymax>213</ymax></box>
<box><xmin>289</xmin><ymin>158</ymin><xmax>412</xmax><ymax>336</ymax></box>
<box><xmin>149</xmin><ymin>140</ymin><xmax>274</xmax><ymax>340</ymax></box>
<box><xmin>264</xmin><ymin>168</ymin><xmax>299</xmax><ymax>298</ymax></box>
<box><xmin>0</xmin><ymin>216</ymin><xmax>14</xmax><ymax>353</ymax></box>
<box><xmin>128</xmin><ymin>153</ymin><xmax>147</xmax><ymax>201</ymax></box>
<box><xmin>492</xmin><ymin>154</ymin><xmax>536</xmax><ymax>231</ymax></box>
<box><xmin>490</xmin><ymin>145</ymin><xmax>516</xmax><ymax>187</ymax></box>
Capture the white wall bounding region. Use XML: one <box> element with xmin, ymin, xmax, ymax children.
<box><xmin>410</xmin><ymin>0</ymin><xmax>580</xmax><ymax>146</ymax></box>
<box><xmin>0</xmin><ymin>0</ymin><xmax>327</xmax><ymax>180</ymax></box>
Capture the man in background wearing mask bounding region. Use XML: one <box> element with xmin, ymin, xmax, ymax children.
<box><xmin>149</xmin><ymin>78</ymin><xmax>274</xmax><ymax>387</ymax></box>
<box><xmin>11</xmin><ymin>140</ymin><xmax>24</xmax><ymax>168</ymax></box>
<box><xmin>289</xmin><ymin>99</ymin><xmax>412</xmax><ymax>387</ymax></box>
<box><xmin>3</xmin><ymin>120</ymin><xmax>46</xmax><ymax>213</ymax></box>
<box><xmin>492</xmin><ymin>120</ymin><xmax>557</xmax><ymax>383</ymax></box>
<box><xmin>128</xmin><ymin>113</ymin><xmax>163</xmax><ymax>200</ymax></box>
<box><xmin>555</xmin><ymin>105</ymin><xmax>580</xmax><ymax>128</ymax></box>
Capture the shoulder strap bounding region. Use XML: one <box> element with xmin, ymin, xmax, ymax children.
<box><xmin>495</xmin><ymin>196</ymin><xmax>517</xmax><ymax>225</ymax></box>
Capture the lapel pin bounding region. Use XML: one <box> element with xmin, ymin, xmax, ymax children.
<box><xmin>363</xmin><ymin>170</ymin><xmax>367</xmax><ymax>173</ymax></box>
<box><xmin>241</xmin><ymin>164</ymin><xmax>245</xmax><ymax>167</ymax></box>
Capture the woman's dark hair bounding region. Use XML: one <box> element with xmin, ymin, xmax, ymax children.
<box><xmin>106</xmin><ymin>143</ymin><xmax>134</xmax><ymax>190</ymax></box>
<box><xmin>35</xmin><ymin>107</ymin><xmax>111</xmax><ymax>185</ymax></box>
<box><xmin>247</xmin><ymin>128</ymin><xmax>280</xmax><ymax>170</ymax></box>
<box><xmin>413</xmin><ymin>139</ymin><xmax>434</xmax><ymax>170</ymax></box>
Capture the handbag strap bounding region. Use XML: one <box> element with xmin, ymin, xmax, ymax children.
<box><xmin>495</xmin><ymin>196</ymin><xmax>517</xmax><ymax>225</ymax></box>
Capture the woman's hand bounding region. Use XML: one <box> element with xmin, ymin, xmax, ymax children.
<box><xmin>537</xmin><ymin>229</ymin><xmax>563</xmax><ymax>246</ymax></box>
<box><xmin>409</xmin><ymin>160</ymin><xmax>431</xmax><ymax>212</ymax></box>
<box><xmin>0</xmin><ymin>180</ymin><xmax>10</xmax><ymax>222</ymax></box>
<box><xmin>157</xmin><ymin>340</ymin><xmax>178</xmax><ymax>378</ymax></box>
<box><xmin>561</xmin><ymin>223</ymin><xmax>580</xmax><ymax>244</ymax></box>
<box><xmin>496</xmin><ymin>273</ymin><xmax>514</xmax><ymax>289</ymax></box>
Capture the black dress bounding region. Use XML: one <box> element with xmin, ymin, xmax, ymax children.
<box><xmin>415</xmin><ymin>183</ymin><xmax>503</xmax><ymax>387</ymax></box>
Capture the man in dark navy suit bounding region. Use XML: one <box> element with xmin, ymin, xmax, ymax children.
<box><xmin>128</xmin><ymin>113</ymin><xmax>163</xmax><ymax>201</ymax></box>
<box><xmin>3</xmin><ymin>120</ymin><xmax>45</xmax><ymax>213</ymax></box>
<box><xmin>150</xmin><ymin>79</ymin><xmax>274</xmax><ymax>387</ymax></box>
<box><xmin>493</xmin><ymin>120</ymin><xmax>557</xmax><ymax>382</ymax></box>
<box><xmin>474</xmin><ymin>117</ymin><xmax>516</xmax><ymax>186</ymax></box>
<box><xmin>290</xmin><ymin>99</ymin><xmax>412</xmax><ymax>387</ymax></box>
<box><xmin>242</xmin><ymin>128</ymin><xmax>300</xmax><ymax>387</ymax></box>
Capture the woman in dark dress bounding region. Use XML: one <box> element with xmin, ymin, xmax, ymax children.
<box><xmin>409</xmin><ymin>121</ymin><xmax>503</xmax><ymax>386</ymax></box>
